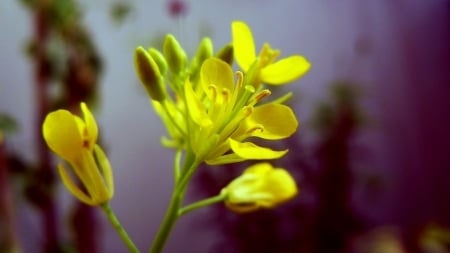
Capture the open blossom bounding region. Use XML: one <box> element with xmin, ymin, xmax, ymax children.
<box><xmin>221</xmin><ymin>163</ymin><xmax>298</xmax><ymax>213</ymax></box>
<box><xmin>183</xmin><ymin>58</ymin><xmax>298</xmax><ymax>165</ymax></box>
<box><xmin>232</xmin><ymin>21</ymin><xmax>311</xmax><ymax>86</ymax></box>
<box><xmin>42</xmin><ymin>102</ymin><xmax>114</xmax><ymax>206</ymax></box>
<box><xmin>133</xmin><ymin>22</ymin><xmax>306</xmax><ymax>167</ymax></box>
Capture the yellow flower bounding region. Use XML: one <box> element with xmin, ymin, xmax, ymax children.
<box><xmin>183</xmin><ymin>58</ymin><xmax>298</xmax><ymax>165</ymax></box>
<box><xmin>232</xmin><ymin>21</ymin><xmax>311</xmax><ymax>86</ymax></box>
<box><xmin>221</xmin><ymin>163</ymin><xmax>298</xmax><ymax>213</ymax></box>
<box><xmin>42</xmin><ymin>102</ymin><xmax>114</xmax><ymax>206</ymax></box>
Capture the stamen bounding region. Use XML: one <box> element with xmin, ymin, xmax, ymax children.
<box><xmin>249</xmin><ymin>89</ymin><xmax>271</xmax><ymax>106</ymax></box>
<box><xmin>246</xmin><ymin>124</ymin><xmax>264</xmax><ymax>135</ymax></box>
<box><xmin>242</xmin><ymin>106</ymin><xmax>253</xmax><ymax>118</ymax></box>
<box><xmin>235</xmin><ymin>71</ymin><xmax>244</xmax><ymax>89</ymax></box>
<box><xmin>208</xmin><ymin>84</ymin><xmax>218</xmax><ymax>103</ymax></box>
<box><xmin>221</xmin><ymin>88</ymin><xmax>230</xmax><ymax>103</ymax></box>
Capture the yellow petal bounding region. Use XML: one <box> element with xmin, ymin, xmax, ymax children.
<box><xmin>58</xmin><ymin>164</ymin><xmax>96</xmax><ymax>206</ymax></box>
<box><xmin>260</xmin><ymin>55</ymin><xmax>311</xmax><ymax>85</ymax></box>
<box><xmin>231</xmin><ymin>21</ymin><xmax>256</xmax><ymax>71</ymax></box>
<box><xmin>229</xmin><ymin>139</ymin><xmax>288</xmax><ymax>160</ymax></box>
<box><xmin>244</xmin><ymin>103</ymin><xmax>298</xmax><ymax>140</ymax></box>
<box><xmin>80</xmin><ymin>102</ymin><xmax>98</xmax><ymax>149</ymax></box>
<box><xmin>222</xmin><ymin>163</ymin><xmax>298</xmax><ymax>212</ymax></box>
<box><xmin>42</xmin><ymin>110</ymin><xmax>83</xmax><ymax>163</ymax></box>
<box><xmin>184</xmin><ymin>79</ymin><xmax>212</xmax><ymax>127</ymax></box>
<box><xmin>244</xmin><ymin>162</ymin><xmax>272</xmax><ymax>174</ymax></box>
<box><xmin>262</xmin><ymin>168</ymin><xmax>298</xmax><ymax>205</ymax></box>
<box><xmin>200</xmin><ymin>58</ymin><xmax>235</xmax><ymax>96</ymax></box>
<box><xmin>205</xmin><ymin>153</ymin><xmax>245</xmax><ymax>165</ymax></box>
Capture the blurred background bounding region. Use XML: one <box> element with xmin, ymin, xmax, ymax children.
<box><xmin>1</xmin><ymin>0</ymin><xmax>450</xmax><ymax>252</ymax></box>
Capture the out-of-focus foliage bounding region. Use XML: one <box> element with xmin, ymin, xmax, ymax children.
<box><xmin>312</xmin><ymin>81</ymin><xmax>365</xmax><ymax>133</ymax></box>
<box><xmin>0</xmin><ymin>114</ymin><xmax>18</xmax><ymax>135</ymax></box>
<box><xmin>110</xmin><ymin>2</ymin><xmax>133</xmax><ymax>25</ymax></box>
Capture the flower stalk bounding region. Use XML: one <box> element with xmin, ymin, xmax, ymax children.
<box><xmin>101</xmin><ymin>203</ymin><xmax>140</xmax><ymax>253</ymax></box>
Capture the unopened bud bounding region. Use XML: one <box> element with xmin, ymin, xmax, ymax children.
<box><xmin>221</xmin><ymin>163</ymin><xmax>298</xmax><ymax>213</ymax></box>
<box><xmin>195</xmin><ymin>37</ymin><xmax>213</xmax><ymax>64</ymax></box>
<box><xmin>163</xmin><ymin>34</ymin><xmax>187</xmax><ymax>75</ymax></box>
<box><xmin>148</xmin><ymin>48</ymin><xmax>168</xmax><ymax>75</ymax></box>
<box><xmin>134</xmin><ymin>46</ymin><xmax>166</xmax><ymax>101</ymax></box>
<box><xmin>216</xmin><ymin>44</ymin><xmax>234</xmax><ymax>65</ymax></box>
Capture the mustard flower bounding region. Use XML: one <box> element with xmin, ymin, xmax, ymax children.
<box><xmin>221</xmin><ymin>163</ymin><xmax>298</xmax><ymax>213</ymax></box>
<box><xmin>184</xmin><ymin>58</ymin><xmax>298</xmax><ymax>165</ymax></box>
<box><xmin>232</xmin><ymin>21</ymin><xmax>311</xmax><ymax>86</ymax></box>
<box><xmin>42</xmin><ymin>102</ymin><xmax>114</xmax><ymax>206</ymax></box>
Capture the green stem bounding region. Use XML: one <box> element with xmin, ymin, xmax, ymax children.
<box><xmin>178</xmin><ymin>193</ymin><xmax>226</xmax><ymax>217</ymax></box>
<box><xmin>149</xmin><ymin>157</ymin><xmax>200</xmax><ymax>253</ymax></box>
<box><xmin>101</xmin><ymin>203</ymin><xmax>140</xmax><ymax>253</ymax></box>
<box><xmin>148</xmin><ymin>191</ymin><xmax>181</xmax><ymax>253</ymax></box>
<box><xmin>173</xmin><ymin>149</ymin><xmax>182</xmax><ymax>181</ymax></box>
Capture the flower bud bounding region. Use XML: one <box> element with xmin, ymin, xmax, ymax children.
<box><xmin>195</xmin><ymin>37</ymin><xmax>213</xmax><ymax>64</ymax></box>
<box><xmin>216</xmin><ymin>44</ymin><xmax>234</xmax><ymax>65</ymax></box>
<box><xmin>148</xmin><ymin>48</ymin><xmax>168</xmax><ymax>75</ymax></box>
<box><xmin>134</xmin><ymin>46</ymin><xmax>166</xmax><ymax>101</ymax></box>
<box><xmin>42</xmin><ymin>103</ymin><xmax>114</xmax><ymax>206</ymax></box>
<box><xmin>221</xmin><ymin>163</ymin><xmax>298</xmax><ymax>213</ymax></box>
<box><xmin>163</xmin><ymin>34</ymin><xmax>187</xmax><ymax>75</ymax></box>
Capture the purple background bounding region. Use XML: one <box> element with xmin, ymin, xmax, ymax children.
<box><xmin>1</xmin><ymin>0</ymin><xmax>449</xmax><ymax>252</ymax></box>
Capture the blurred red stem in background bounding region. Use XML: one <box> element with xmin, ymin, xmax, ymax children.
<box><xmin>0</xmin><ymin>140</ymin><xmax>21</xmax><ymax>252</ymax></box>
<box><xmin>33</xmin><ymin>6</ymin><xmax>60</xmax><ymax>253</ymax></box>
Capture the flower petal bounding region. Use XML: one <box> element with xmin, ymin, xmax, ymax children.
<box><xmin>42</xmin><ymin>110</ymin><xmax>83</xmax><ymax>162</ymax></box>
<box><xmin>244</xmin><ymin>162</ymin><xmax>272</xmax><ymax>174</ymax></box>
<box><xmin>184</xmin><ymin>79</ymin><xmax>212</xmax><ymax>127</ymax></box>
<box><xmin>205</xmin><ymin>152</ymin><xmax>245</xmax><ymax>165</ymax></box>
<box><xmin>229</xmin><ymin>139</ymin><xmax>288</xmax><ymax>159</ymax></box>
<box><xmin>232</xmin><ymin>21</ymin><xmax>256</xmax><ymax>72</ymax></box>
<box><xmin>243</xmin><ymin>103</ymin><xmax>298</xmax><ymax>140</ymax></box>
<box><xmin>222</xmin><ymin>163</ymin><xmax>298</xmax><ymax>212</ymax></box>
<box><xmin>260</xmin><ymin>55</ymin><xmax>311</xmax><ymax>85</ymax></box>
<box><xmin>201</xmin><ymin>58</ymin><xmax>235</xmax><ymax>96</ymax></box>
<box><xmin>262</xmin><ymin>168</ymin><xmax>298</xmax><ymax>206</ymax></box>
<box><xmin>81</xmin><ymin>102</ymin><xmax>98</xmax><ymax>149</ymax></box>
<box><xmin>58</xmin><ymin>163</ymin><xmax>96</xmax><ymax>206</ymax></box>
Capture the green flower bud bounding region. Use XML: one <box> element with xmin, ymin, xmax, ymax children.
<box><xmin>148</xmin><ymin>48</ymin><xmax>168</xmax><ymax>75</ymax></box>
<box><xmin>216</xmin><ymin>44</ymin><xmax>234</xmax><ymax>65</ymax></box>
<box><xmin>163</xmin><ymin>34</ymin><xmax>187</xmax><ymax>75</ymax></box>
<box><xmin>134</xmin><ymin>46</ymin><xmax>166</xmax><ymax>102</ymax></box>
<box><xmin>195</xmin><ymin>37</ymin><xmax>213</xmax><ymax>64</ymax></box>
<box><xmin>188</xmin><ymin>37</ymin><xmax>214</xmax><ymax>83</ymax></box>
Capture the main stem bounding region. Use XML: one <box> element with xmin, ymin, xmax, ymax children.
<box><xmin>148</xmin><ymin>190</ymin><xmax>182</xmax><ymax>253</ymax></box>
<box><xmin>149</xmin><ymin>153</ymin><xmax>199</xmax><ymax>253</ymax></box>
